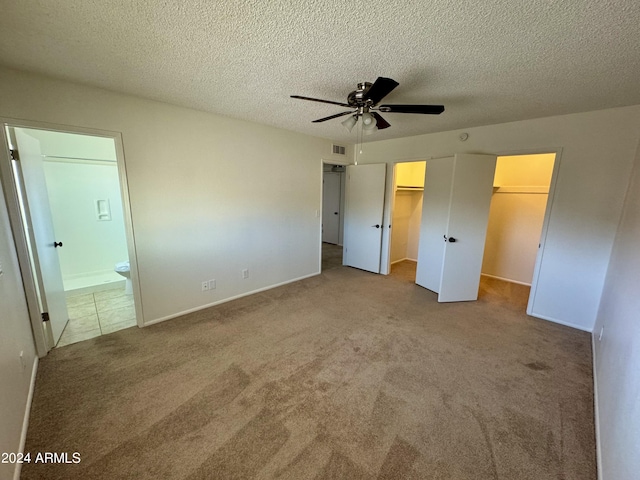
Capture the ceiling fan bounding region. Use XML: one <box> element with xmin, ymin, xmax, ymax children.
<box><xmin>291</xmin><ymin>77</ymin><xmax>444</xmax><ymax>134</ymax></box>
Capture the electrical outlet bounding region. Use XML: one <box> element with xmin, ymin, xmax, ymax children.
<box><xmin>202</xmin><ymin>281</ymin><xmax>209</xmax><ymax>291</ymax></box>
<box><xmin>19</xmin><ymin>351</ymin><xmax>26</xmax><ymax>371</ymax></box>
<box><xmin>208</xmin><ymin>279</ymin><xmax>216</xmax><ymax>290</ymax></box>
<box><xmin>242</xmin><ymin>269</ymin><xmax>249</xmax><ymax>279</ymax></box>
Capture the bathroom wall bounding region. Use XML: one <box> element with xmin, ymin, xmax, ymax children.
<box><xmin>482</xmin><ymin>154</ymin><xmax>555</xmax><ymax>284</ymax></box>
<box><xmin>23</xmin><ymin>128</ymin><xmax>129</xmax><ymax>290</ymax></box>
<box><xmin>43</xmin><ymin>159</ymin><xmax>129</xmax><ymax>288</ymax></box>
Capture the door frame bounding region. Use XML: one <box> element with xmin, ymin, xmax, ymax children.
<box><xmin>319</xmin><ymin>158</ymin><xmax>350</xmax><ymax>272</ymax></box>
<box><xmin>321</xmin><ymin>171</ymin><xmax>342</xmax><ymax>245</ymax></box>
<box><xmin>386</xmin><ymin>159</ymin><xmax>428</xmax><ymax>274</ymax></box>
<box><xmin>0</xmin><ymin>117</ymin><xmax>143</xmax><ymax>355</ymax></box>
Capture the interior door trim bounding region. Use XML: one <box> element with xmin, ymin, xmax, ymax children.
<box><xmin>0</xmin><ymin>117</ymin><xmax>144</xmax><ymax>354</ymax></box>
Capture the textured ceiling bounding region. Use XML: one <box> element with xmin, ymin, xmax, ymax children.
<box><xmin>1</xmin><ymin>1</ymin><xmax>639</xmax><ymax>144</ymax></box>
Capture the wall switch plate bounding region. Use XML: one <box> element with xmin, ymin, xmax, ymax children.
<box><xmin>599</xmin><ymin>326</ymin><xmax>604</xmax><ymax>341</ymax></box>
<box><xmin>208</xmin><ymin>279</ymin><xmax>216</xmax><ymax>290</ymax></box>
<box><xmin>202</xmin><ymin>281</ymin><xmax>209</xmax><ymax>291</ymax></box>
<box><xmin>242</xmin><ymin>269</ymin><xmax>249</xmax><ymax>279</ymax></box>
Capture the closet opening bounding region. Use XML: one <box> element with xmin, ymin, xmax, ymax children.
<box><xmin>479</xmin><ymin>153</ymin><xmax>556</xmax><ymax>310</ymax></box>
<box><xmin>389</xmin><ymin>160</ymin><xmax>426</xmax><ymax>283</ymax></box>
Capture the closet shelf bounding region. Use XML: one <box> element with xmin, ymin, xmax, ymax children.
<box><xmin>493</xmin><ymin>185</ymin><xmax>549</xmax><ymax>194</ymax></box>
<box><xmin>396</xmin><ymin>186</ymin><xmax>424</xmax><ymax>191</ymax></box>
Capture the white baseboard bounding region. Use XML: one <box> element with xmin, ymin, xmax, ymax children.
<box><xmin>592</xmin><ymin>334</ymin><xmax>603</xmax><ymax>480</ymax></box>
<box><xmin>526</xmin><ymin>310</ymin><xmax>593</xmax><ymax>332</ymax></box>
<box><xmin>14</xmin><ymin>357</ymin><xmax>38</xmax><ymax>480</ymax></box>
<box><xmin>481</xmin><ymin>273</ymin><xmax>532</xmax><ymax>286</ymax></box>
<box><xmin>143</xmin><ymin>271</ymin><xmax>321</xmax><ymax>327</ymax></box>
<box><xmin>390</xmin><ymin>257</ymin><xmax>417</xmax><ymax>265</ymax></box>
<box><xmin>390</xmin><ymin>258</ymin><xmax>408</xmax><ymax>265</ymax></box>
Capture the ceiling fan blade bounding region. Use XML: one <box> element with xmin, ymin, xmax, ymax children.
<box><xmin>371</xmin><ymin>112</ymin><xmax>391</xmax><ymax>130</ymax></box>
<box><xmin>378</xmin><ymin>104</ymin><xmax>445</xmax><ymax>114</ymax></box>
<box><xmin>365</xmin><ymin>77</ymin><xmax>399</xmax><ymax>105</ymax></box>
<box><xmin>291</xmin><ymin>95</ymin><xmax>351</xmax><ymax>108</ymax></box>
<box><xmin>312</xmin><ymin>111</ymin><xmax>355</xmax><ymax>123</ymax></box>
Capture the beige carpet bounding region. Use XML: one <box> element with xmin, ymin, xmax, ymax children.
<box><xmin>22</xmin><ymin>256</ymin><xmax>596</xmax><ymax>479</ymax></box>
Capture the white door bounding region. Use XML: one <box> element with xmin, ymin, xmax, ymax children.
<box><xmin>415</xmin><ymin>158</ymin><xmax>455</xmax><ymax>292</ymax></box>
<box><xmin>14</xmin><ymin>128</ymin><xmax>69</xmax><ymax>346</ymax></box>
<box><xmin>322</xmin><ymin>172</ymin><xmax>341</xmax><ymax>244</ymax></box>
<box><xmin>416</xmin><ymin>154</ymin><xmax>496</xmax><ymax>302</ymax></box>
<box><xmin>343</xmin><ymin>163</ymin><xmax>386</xmax><ymax>273</ymax></box>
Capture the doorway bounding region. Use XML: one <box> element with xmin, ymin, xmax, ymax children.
<box><xmin>480</xmin><ymin>153</ymin><xmax>556</xmax><ymax>309</ymax></box>
<box><xmin>321</xmin><ymin>163</ymin><xmax>345</xmax><ymax>271</ymax></box>
<box><xmin>389</xmin><ymin>160</ymin><xmax>425</xmax><ymax>283</ymax></box>
<box><xmin>1</xmin><ymin>123</ymin><xmax>140</xmax><ymax>352</ymax></box>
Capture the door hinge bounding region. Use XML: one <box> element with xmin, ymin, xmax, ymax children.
<box><xmin>10</xmin><ymin>149</ymin><xmax>19</xmax><ymax>161</ymax></box>
<box><xmin>42</xmin><ymin>312</ymin><xmax>50</xmax><ymax>322</ymax></box>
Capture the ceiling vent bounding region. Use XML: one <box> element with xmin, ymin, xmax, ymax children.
<box><xmin>332</xmin><ymin>144</ymin><xmax>346</xmax><ymax>155</ymax></box>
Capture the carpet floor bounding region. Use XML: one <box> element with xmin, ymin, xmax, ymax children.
<box><xmin>22</xmin><ymin>251</ymin><xmax>596</xmax><ymax>479</ymax></box>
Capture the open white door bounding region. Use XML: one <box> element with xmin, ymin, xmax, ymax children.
<box><xmin>416</xmin><ymin>154</ymin><xmax>496</xmax><ymax>302</ymax></box>
<box><xmin>416</xmin><ymin>158</ymin><xmax>454</xmax><ymax>292</ymax></box>
<box><xmin>343</xmin><ymin>163</ymin><xmax>386</xmax><ymax>273</ymax></box>
<box><xmin>14</xmin><ymin>128</ymin><xmax>69</xmax><ymax>346</ymax></box>
<box><xmin>322</xmin><ymin>172</ymin><xmax>341</xmax><ymax>244</ymax></box>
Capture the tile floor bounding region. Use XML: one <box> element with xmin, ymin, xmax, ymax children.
<box><xmin>57</xmin><ymin>287</ymin><xmax>137</xmax><ymax>347</ymax></box>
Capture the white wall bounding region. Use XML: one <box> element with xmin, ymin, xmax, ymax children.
<box><xmin>357</xmin><ymin>106</ymin><xmax>640</xmax><ymax>331</ymax></box>
<box><xmin>390</xmin><ymin>191</ymin><xmax>423</xmax><ymax>263</ymax></box>
<box><xmin>592</xmin><ymin>143</ymin><xmax>640</xmax><ymax>480</ymax></box>
<box><xmin>0</xmin><ymin>66</ymin><xmax>348</xmax><ymax>324</ymax></box>
<box><xmin>0</xmin><ymin>179</ymin><xmax>37</xmax><ymax>480</ymax></box>
<box><xmin>43</xmin><ymin>160</ymin><xmax>129</xmax><ymax>287</ymax></box>
<box><xmin>482</xmin><ymin>154</ymin><xmax>555</xmax><ymax>285</ymax></box>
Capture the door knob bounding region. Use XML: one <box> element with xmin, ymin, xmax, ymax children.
<box><xmin>372</xmin><ymin>224</ymin><xmax>381</xmax><ymax>228</ymax></box>
<box><xmin>54</xmin><ymin>241</ymin><xmax>63</xmax><ymax>248</ymax></box>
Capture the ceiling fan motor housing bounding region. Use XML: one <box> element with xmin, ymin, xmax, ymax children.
<box><xmin>348</xmin><ymin>82</ymin><xmax>373</xmax><ymax>108</ymax></box>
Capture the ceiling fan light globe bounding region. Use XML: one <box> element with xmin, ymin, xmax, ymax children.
<box><xmin>341</xmin><ymin>115</ymin><xmax>357</xmax><ymax>132</ymax></box>
<box><xmin>361</xmin><ymin>112</ymin><xmax>374</xmax><ymax>125</ymax></box>
<box><xmin>363</xmin><ymin>125</ymin><xmax>378</xmax><ymax>135</ymax></box>
<box><xmin>361</xmin><ymin>112</ymin><xmax>377</xmax><ymax>130</ymax></box>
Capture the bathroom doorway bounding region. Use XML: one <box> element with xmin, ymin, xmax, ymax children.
<box><xmin>1</xmin><ymin>122</ymin><xmax>141</xmax><ymax>351</ymax></box>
